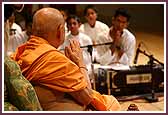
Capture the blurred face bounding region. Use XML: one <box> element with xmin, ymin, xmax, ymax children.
<box><xmin>113</xmin><ymin>15</ymin><xmax>128</xmax><ymax>31</ymax></box>
<box><xmin>67</xmin><ymin>18</ymin><xmax>80</xmax><ymax>35</ymax></box>
<box><xmin>85</xmin><ymin>8</ymin><xmax>97</xmax><ymax>27</ymax></box>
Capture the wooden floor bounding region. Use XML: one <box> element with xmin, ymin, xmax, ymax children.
<box><xmin>118</xmin><ymin>93</ymin><xmax>165</xmax><ymax>111</ymax></box>
<box><xmin>134</xmin><ymin>31</ymin><xmax>164</xmax><ymax>65</ymax></box>
<box><xmin>117</xmin><ymin>31</ymin><xmax>165</xmax><ymax>112</ymax></box>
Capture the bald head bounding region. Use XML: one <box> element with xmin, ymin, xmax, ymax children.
<box><xmin>32</xmin><ymin>8</ymin><xmax>64</xmax><ymax>39</ymax></box>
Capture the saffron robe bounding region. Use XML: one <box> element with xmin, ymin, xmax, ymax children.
<box><xmin>12</xmin><ymin>35</ymin><xmax>121</xmax><ymax>111</ymax></box>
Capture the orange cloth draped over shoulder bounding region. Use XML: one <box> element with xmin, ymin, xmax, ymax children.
<box><xmin>12</xmin><ymin>36</ymin><xmax>121</xmax><ymax>111</ymax></box>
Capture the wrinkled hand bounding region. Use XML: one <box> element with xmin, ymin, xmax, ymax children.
<box><xmin>65</xmin><ymin>39</ymin><xmax>84</xmax><ymax>67</ymax></box>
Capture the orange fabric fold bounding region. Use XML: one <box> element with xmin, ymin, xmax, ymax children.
<box><xmin>91</xmin><ymin>90</ymin><xmax>121</xmax><ymax>111</ymax></box>
<box><xmin>12</xmin><ymin>35</ymin><xmax>87</xmax><ymax>92</ymax></box>
<box><xmin>12</xmin><ymin>35</ymin><xmax>121</xmax><ymax>111</ymax></box>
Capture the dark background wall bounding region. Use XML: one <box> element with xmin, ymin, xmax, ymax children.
<box><xmin>76</xmin><ymin>4</ymin><xmax>164</xmax><ymax>36</ymax></box>
<box><xmin>18</xmin><ymin>4</ymin><xmax>164</xmax><ymax>36</ymax></box>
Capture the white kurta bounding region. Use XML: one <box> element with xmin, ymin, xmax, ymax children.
<box><xmin>79</xmin><ymin>20</ymin><xmax>109</xmax><ymax>62</ymax></box>
<box><xmin>64</xmin><ymin>22</ymin><xmax>70</xmax><ymax>36</ymax></box>
<box><xmin>59</xmin><ymin>32</ymin><xmax>93</xmax><ymax>75</ymax></box>
<box><xmin>7</xmin><ymin>32</ymin><xmax>29</xmax><ymax>56</ymax></box>
<box><xmin>11</xmin><ymin>22</ymin><xmax>22</xmax><ymax>35</ymax></box>
<box><xmin>97</xmin><ymin>28</ymin><xmax>136</xmax><ymax>66</ymax></box>
<box><xmin>79</xmin><ymin>21</ymin><xmax>109</xmax><ymax>43</ymax></box>
<box><xmin>7</xmin><ymin>23</ymin><xmax>28</xmax><ymax>56</ymax></box>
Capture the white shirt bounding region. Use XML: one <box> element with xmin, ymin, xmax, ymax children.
<box><xmin>7</xmin><ymin>23</ymin><xmax>28</xmax><ymax>56</ymax></box>
<box><xmin>79</xmin><ymin>21</ymin><xmax>109</xmax><ymax>62</ymax></box>
<box><xmin>11</xmin><ymin>22</ymin><xmax>22</xmax><ymax>35</ymax></box>
<box><xmin>64</xmin><ymin>22</ymin><xmax>70</xmax><ymax>36</ymax></box>
<box><xmin>79</xmin><ymin>21</ymin><xmax>109</xmax><ymax>43</ymax></box>
<box><xmin>97</xmin><ymin>28</ymin><xmax>136</xmax><ymax>66</ymax></box>
<box><xmin>59</xmin><ymin>32</ymin><xmax>93</xmax><ymax>74</ymax></box>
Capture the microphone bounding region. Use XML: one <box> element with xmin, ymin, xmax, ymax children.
<box><xmin>80</xmin><ymin>42</ymin><xmax>114</xmax><ymax>48</ymax></box>
<box><xmin>134</xmin><ymin>43</ymin><xmax>141</xmax><ymax>64</ymax></box>
<box><xmin>60</xmin><ymin>42</ymin><xmax>114</xmax><ymax>51</ymax></box>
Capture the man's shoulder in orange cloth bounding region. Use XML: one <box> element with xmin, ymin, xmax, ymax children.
<box><xmin>11</xmin><ymin>35</ymin><xmax>121</xmax><ymax>111</ymax></box>
<box><xmin>12</xmin><ymin>35</ymin><xmax>87</xmax><ymax>92</ymax></box>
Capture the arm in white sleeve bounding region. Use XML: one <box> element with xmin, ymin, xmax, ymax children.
<box><xmin>119</xmin><ymin>36</ymin><xmax>136</xmax><ymax>65</ymax></box>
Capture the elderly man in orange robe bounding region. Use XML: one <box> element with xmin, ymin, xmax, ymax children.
<box><xmin>12</xmin><ymin>7</ymin><xmax>121</xmax><ymax>111</ymax></box>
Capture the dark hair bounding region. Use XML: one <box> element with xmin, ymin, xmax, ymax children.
<box><xmin>66</xmin><ymin>15</ymin><xmax>81</xmax><ymax>24</ymax></box>
<box><xmin>4</xmin><ymin>4</ymin><xmax>15</xmax><ymax>22</ymax></box>
<box><xmin>59</xmin><ymin>8</ymin><xmax>69</xmax><ymax>16</ymax></box>
<box><xmin>114</xmin><ymin>8</ymin><xmax>131</xmax><ymax>22</ymax></box>
<box><xmin>84</xmin><ymin>5</ymin><xmax>98</xmax><ymax>16</ymax></box>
